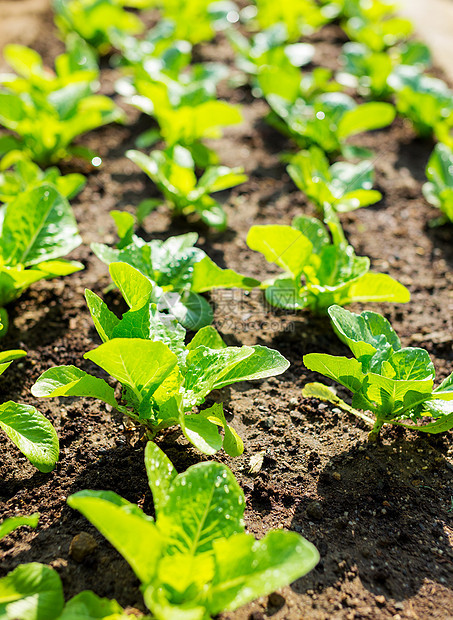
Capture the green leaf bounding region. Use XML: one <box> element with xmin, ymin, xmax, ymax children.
<box><xmin>434</xmin><ymin>371</ymin><xmax>453</xmax><ymax>397</ymax></box>
<box><xmin>85</xmin><ymin>289</ymin><xmax>120</xmax><ymax>343</ymax></box>
<box><xmin>4</xmin><ymin>44</ymin><xmax>43</xmax><ymax>79</ymax></box>
<box><xmin>213</xmin><ymin>345</ymin><xmax>290</xmax><ymax>389</ymax></box>
<box><xmin>303</xmin><ymin>354</ymin><xmax>366</xmax><ymax>393</ymax></box>
<box><xmin>361</xmin><ymin>373</ymin><xmax>433</xmax><ymax>417</ymax></box>
<box><xmin>0</xmin><ymin>563</ymin><xmax>64</xmax><ymax>620</ymax></box>
<box><xmin>346</xmin><ymin>273</ymin><xmax>410</xmax><ymax>304</ymax></box>
<box><xmin>144</xmin><ymin>441</ymin><xmax>177</xmax><ymax>514</ymax></box>
<box><xmin>163</xmin><ymin>290</ymin><xmax>213</xmax><ymax>331</ymax></box>
<box><xmin>265</xmin><ymin>278</ymin><xmax>309</xmax><ymax>310</ymax></box>
<box><xmin>0</xmin><ymin>185</ymin><xmax>81</xmax><ymax>267</ymax></box>
<box><xmin>0</xmin><ymin>401</ymin><xmax>59</xmax><ymax>472</ymax></box>
<box><xmin>199</xmin><ymin>402</ymin><xmax>244</xmax><ymax>457</ymax></box>
<box><xmin>191</xmin><ymin>256</ymin><xmax>259</xmax><ymax>293</ymax></box>
<box><xmin>292</xmin><ymin>215</ymin><xmax>330</xmax><ymax>253</ymax></box>
<box><xmin>109</xmin><ymin>262</ymin><xmax>153</xmax><ymax>309</ymax></box>
<box><xmin>58</xmin><ymin>591</ymin><xmax>131</xmax><ymax>619</ymax></box>
<box><xmin>0</xmin><ymin>513</ymin><xmax>39</xmax><ymax>541</ymax></box>
<box><xmin>187</xmin><ymin>326</ymin><xmax>227</xmax><ymax>351</ymax></box>
<box><xmin>210</xmin><ymin>530</ymin><xmax>319</xmax><ymax>613</ymax></box>
<box><xmin>157</xmin><ymin>461</ymin><xmax>245</xmax><ymax>555</ymax></box>
<box><xmin>0</xmin><ymin>349</ymin><xmax>27</xmax><ymax>377</ymax></box>
<box><xmin>183</xmin><ymin>346</ymin><xmax>254</xmax><ymax>407</ymax></box>
<box><xmin>246</xmin><ymin>225</ymin><xmax>313</xmax><ymax>278</ymax></box>
<box><xmin>337</xmin><ymin>102</ymin><xmax>395</xmax><ymax>140</ymax></box>
<box><xmin>302</xmin><ymin>382</ymin><xmax>374</xmax><ymax>425</ymax></box>
<box><xmin>328</xmin><ymin>305</ymin><xmax>401</xmax><ymax>366</ymax></box>
<box><xmin>110</xmin><ymin>210</ymin><xmax>135</xmax><ymax>248</ymax></box>
<box><xmin>84</xmin><ymin>339</ymin><xmax>178</xmax><ymax>406</ymax></box>
<box><xmin>31</xmin><ymin>365</ymin><xmax>118</xmax><ymax>409</ymax></box>
<box><xmin>112</xmin><ymin>304</ymin><xmax>186</xmax><ymax>360</ymax></box>
<box><xmin>386</xmin><ymin>348</ymin><xmax>434</xmax><ymax>381</ymax></box>
<box><xmin>68</xmin><ymin>491</ymin><xmax>162</xmax><ymax>585</ymax></box>
<box><xmin>180</xmin><ymin>413</ymin><xmax>224</xmax><ymax>455</ymax></box>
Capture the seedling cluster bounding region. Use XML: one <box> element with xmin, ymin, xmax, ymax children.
<box><xmin>0</xmin><ymin>0</ymin><xmax>452</xmax><ymax>617</ymax></box>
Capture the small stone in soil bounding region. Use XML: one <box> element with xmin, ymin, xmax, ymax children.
<box><xmin>306</xmin><ymin>501</ymin><xmax>323</xmax><ymax>520</ymax></box>
<box><xmin>69</xmin><ymin>532</ymin><xmax>98</xmax><ymax>562</ymax></box>
<box><xmin>268</xmin><ymin>592</ymin><xmax>285</xmax><ymax>608</ymax></box>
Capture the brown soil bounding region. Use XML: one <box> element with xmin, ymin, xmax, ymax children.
<box><xmin>1</xmin><ymin>5</ymin><xmax>453</xmax><ymax>620</ymax></box>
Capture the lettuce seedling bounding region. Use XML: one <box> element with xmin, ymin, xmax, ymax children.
<box><xmin>0</xmin><ymin>158</ymin><xmax>85</xmax><ymax>204</ymax></box>
<box><xmin>0</xmin><ymin>563</ymin><xmax>141</xmax><ymax>619</ymax></box>
<box><xmin>337</xmin><ymin>42</ymin><xmax>393</xmax><ymax>99</ymax></box>
<box><xmin>229</xmin><ymin>24</ymin><xmax>314</xmax><ymax>81</ymax></box>
<box><xmin>68</xmin><ymin>442</ymin><xmax>319</xmax><ymax>620</ymax></box>
<box><xmin>0</xmin><ymin>347</ymin><xmax>59</xmax><ymax>472</ymax></box>
<box><xmin>32</xmin><ymin>262</ymin><xmax>288</xmax><ymax>455</ymax></box>
<box><xmin>337</xmin><ymin>41</ymin><xmax>431</xmax><ymax>99</ymax></box>
<box><xmin>388</xmin><ymin>65</ymin><xmax>453</xmax><ymax>137</ymax></box>
<box><xmin>423</xmin><ymin>143</ymin><xmax>453</xmax><ymax>224</ymax></box>
<box><xmin>287</xmin><ymin>146</ymin><xmax>382</xmax><ymax>215</ymax></box>
<box><xmin>0</xmin><ymin>514</ymin><xmax>138</xmax><ymax>618</ymax></box>
<box><xmin>0</xmin><ymin>41</ymin><xmax>124</xmax><ymax>165</ymax></box>
<box><xmin>304</xmin><ymin>305</ymin><xmax>453</xmax><ymax>440</ymax></box>
<box><xmin>53</xmin><ymin>0</ymin><xmax>144</xmax><ymax>55</ymax></box>
<box><xmin>126</xmin><ymin>146</ymin><xmax>247</xmax><ymax>230</ymax></box>
<box><xmin>143</xmin><ymin>0</ymin><xmax>239</xmax><ymax>44</ymax></box>
<box><xmin>254</xmin><ymin>0</ymin><xmax>337</xmax><ymax>40</ymax></box>
<box><xmin>118</xmin><ymin>64</ymin><xmax>242</xmax><ymax>166</ymax></box>
<box><xmin>92</xmin><ymin>211</ymin><xmax>259</xmax><ymax>329</ymax></box>
<box><xmin>247</xmin><ymin>213</ymin><xmax>409</xmax><ymax>313</ymax></box>
<box><xmin>343</xmin><ymin>15</ymin><xmax>412</xmax><ymax>52</ymax></box>
<box><xmin>260</xmin><ymin>80</ymin><xmax>395</xmax><ymax>157</ymax></box>
<box><xmin>110</xmin><ymin>22</ymin><xmax>192</xmax><ymax>79</ymax></box>
<box><xmin>0</xmin><ymin>185</ymin><xmax>83</xmax><ymax>332</ymax></box>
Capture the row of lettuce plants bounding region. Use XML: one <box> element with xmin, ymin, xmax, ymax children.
<box><xmin>1</xmin><ymin>0</ymin><xmax>453</xmax><ymax>618</ymax></box>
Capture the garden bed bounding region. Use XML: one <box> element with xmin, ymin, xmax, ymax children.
<box><xmin>0</xmin><ymin>2</ymin><xmax>452</xmax><ymax>619</ymax></box>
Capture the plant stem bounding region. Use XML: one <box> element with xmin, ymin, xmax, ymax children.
<box><xmin>368</xmin><ymin>419</ymin><xmax>384</xmax><ymax>442</ymax></box>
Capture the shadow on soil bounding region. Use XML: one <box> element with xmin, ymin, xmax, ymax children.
<box><xmin>289</xmin><ymin>438</ymin><xmax>453</xmax><ymax>602</ymax></box>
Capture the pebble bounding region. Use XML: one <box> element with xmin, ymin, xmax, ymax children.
<box><xmin>69</xmin><ymin>532</ymin><xmax>98</xmax><ymax>562</ymax></box>
<box><xmin>268</xmin><ymin>592</ymin><xmax>285</xmax><ymax>608</ymax></box>
<box><xmin>306</xmin><ymin>501</ymin><xmax>323</xmax><ymax>520</ymax></box>
<box><xmin>332</xmin><ymin>472</ymin><xmax>341</xmax><ymax>481</ymax></box>
<box><xmin>375</xmin><ymin>595</ymin><xmax>386</xmax><ymax>606</ymax></box>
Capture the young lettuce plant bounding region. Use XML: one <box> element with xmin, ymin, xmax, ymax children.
<box><xmin>342</xmin><ymin>14</ymin><xmax>412</xmax><ymax>53</ymax></box>
<box><xmin>0</xmin><ymin>185</ymin><xmax>83</xmax><ymax>333</ymax></box>
<box><xmin>260</xmin><ymin>74</ymin><xmax>395</xmax><ymax>157</ymax></box>
<box><xmin>337</xmin><ymin>40</ymin><xmax>431</xmax><ymax>100</ymax></box>
<box><xmin>423</xmin><ymin>143</ymin><xmax>453</xmax><ymax>224</ymax></box>
<box><xmin>32</xmin><ymin>262</ymin><xmax>289</xmax><ymax>455</ymax></box>
<box><xmin>0</xmin><ymin>41</ymin><xmax>124</xmax><ymax>165</ymax></box>
<box><xmin>126</xmin><ymin>146</ymin><xmax>247</xmax><ymax>230</ymax></box>
<box><xmin>388</xmin><ymin>66</ymin><xmax>453</xmax><ymax>137</ymax></box>
<box><xmin>110</xmin><ymin>23</ymin><xmax>192</xmax><ymax>79</ymax></box>
<box><xmin>303</xmin><ymin>305</ymin><xmax>453</xmax><ymax>440</ymax></box>
<box><xmin>68</xmin><ymin>442</ymin><xmax>319</xmax><ymax>620</ymax></box>
<box><xmin>117</xmin><ymin>64</ymin><xmax>242</xmax><ymax>166</ymax></box>
<box><xmin>247</xmin><ymin>214</ymin><xmax>409</xmax><ymax>314</ymax></box>
<box><xmin>0</xmin><ymin>158</ymin><xmax>85</xmax><ymax>204</ymax></box>
<box><xmin>141</xmin><ymin>0</ymin><xmax>239</xmax><ymax>44</ymax></box>
<box><xmin>53</xmin><ymin>0</ymin><xmax>145</xmax><ymax>55</ymax></box>
<box><xmin>228</xmin><ymin>24</ymin><xmax>314</xmax><ymax>86</ymax></box>
<box><xmin>92</xmin><ymin>211</ymin><xmax>259</xmax><ymax>329</ymax></box>
<box><xmin>0</xmin><ymin>347</ymin><xmax>59</xmax><ymax>472</ymax></box>
<box><xmin>0</xmin><ymin>516</ymin><xmax>143</xmax><ymax>620</ymax></box>
<box><xmin>287</xmin><ymin>146</ymin><xmax>382</xmax><ymax>215</ymax></box>
<box><xmin>253</xmin><ymin>0</ymin><xmax>337</xmax><ymax>40</ymax></box>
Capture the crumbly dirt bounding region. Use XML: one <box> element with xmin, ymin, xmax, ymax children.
<box><xmin>0</xmin><ymin>5</ymin><xmax>452</xmax><ymax>620</ymax></box>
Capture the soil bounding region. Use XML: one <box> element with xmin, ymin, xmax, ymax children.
<box><xmin>1</xmin><ymin>3</ymin><xmax>453</xmax><ymax>620</ymax></box>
